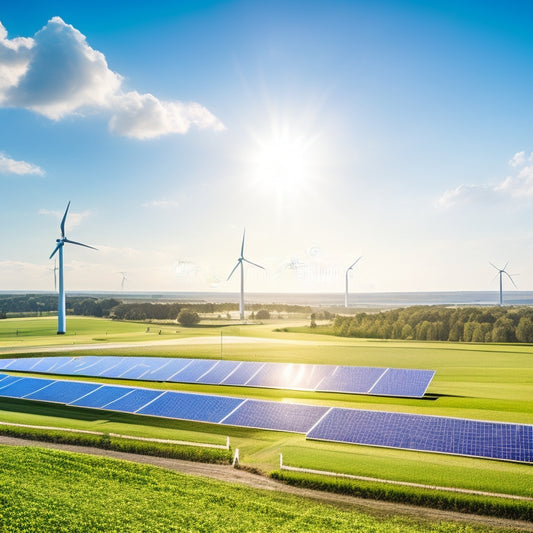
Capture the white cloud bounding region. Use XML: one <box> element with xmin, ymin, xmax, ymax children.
<box><xmin>0</xmin><ymin>153</ymin><xmax>44</xmax><ymax>175</ymax></box>
<box><xmin>0</xmin><ymin>17</ymin><xmax>224</xmax><ymax>138</ymax></box>
<box><xmin>39</xmin><ymin>207</ymin><xmax>92</xmax><ymax>229</ymax></box>
<box><xmin>438</xmin><ymin>151</ymin><xmax>533</xmax><ymax>208</ymax></box>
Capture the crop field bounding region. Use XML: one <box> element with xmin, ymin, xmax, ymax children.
<box><xmin>0</xmin><ymin>315</ymin><xmax>532</xmax><ymax>523</ymax></box>
<box><xmin>0</xmin><ymin>446</ymin><xmax>507</xmax><ymax>533</ymax></box>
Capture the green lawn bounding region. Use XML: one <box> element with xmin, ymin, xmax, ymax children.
<box><xmin>0</xmin><ymin>446</ymin><xmax>512</xmax><ymax>533</ymax></box>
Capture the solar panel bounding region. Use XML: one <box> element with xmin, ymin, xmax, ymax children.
<box><xmin>221</xmin><ymin>399</ymin><xmax>329</xmax><ymax>433</ymax></box>
<box><xmin>0</xmin><ymin>359</ymin><xmax>15</xmax><ymax>369</ymax></box>
<box><xmin>168</xmin><ymin>359</ymin><xmax>218</xmax><ymax>383</ymax></box>
<box><xmin>137</xmin><ymin>391</ymin><xmax>244</xmax><ymax>423</ymax></box>
<box><xmin>318</xmin><ymin>366</ymin><xmax>386</xmax><ymax>394</ymax></box>
<box><xmin>370</xmin><ymin>368</ymin><xmax>436</xmax><ymax>397</ymax></box>
<box><xmin>195</xmin><ymin>360</ymin><xmax>240</xmax><ymax>384</ymax></box>
<box><xmin>102</xmin><ymin>388</ymin><xmax>165</xmax><ymax>413</ymax></box>
<box><xmin>306</xmin><ymin>408</ymin><xmax>533</xmax><ymax>463</ymax></box>
<box><xmin>0</xmin><ymin>376</ymin><xmax>53</xmax><ymax>398</ymax></box>
<box><xmin>0</xmin><ymin>374</ymin><xmax>22</xmax><ymax>389</ymax></box>
<box><xmin>221</xmin><ymin>361</ymin><xmax>264</xmax><ymax>386</ymax></box>
<box><xmin>0</xmin><ymin>356</ymin><xmax>435</xmax><ymax>398</ymax></box>
<box><xmin>25</xmin><ymin>380</ymin><xmax>101</xmax><ymax>404</ymax></box>
<box><xmin>69</xmin><ymin>385</ymin><xmax>136</xmax><ymax>408</ymax></box>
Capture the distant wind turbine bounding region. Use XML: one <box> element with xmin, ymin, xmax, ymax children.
<box><xmin>49</xmin><ymin>202</ymin><xmax>96</xmax><ymax>334</ymax></box>
<box><xmin>345</xmin><ymin>257</ymin><xmax>362</xmax><ymax>308</ymax></box>
<box><xmin>119</xmin><ymin>272</ymin><xmax>128</xmax><ymax>290</ymax></box>
<box><xmin>227</xmin><ymin>229</ymin><xmax>265</xmax><ymax>320</ymax></box>
<box><xmin>51</xmin><ymin>260</ymin><xmax>58</xmax><ymax>292</ymax></box>
<box><xmin>490</xmin><ymin>261</ymin><xmax>517</xmax><ymax>306</ymax></box>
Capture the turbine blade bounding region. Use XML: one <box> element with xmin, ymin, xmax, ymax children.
<box><xmin>243</xmin><ymin>258</ymin><xmax>265</xmax><ymax>270</ymax></box>
<box><xmin>227</xmin><ymin>260</ymin><xmax>241</xmax><ymax>281</ymax></box>
<box><xmin>503</xmin><ymin>260</ymin><xmax>510</xmax><ymax>271</ymax></box>
<box><xmin>240</xmin><ymin>229</ymin><xmax>246</xmax><ymax>257</ymax></box>
<box><xmin>64</xmin><ymin>238</ymin><xmax>97</xmax><ymax>251</ymax></box>
<box><xmin>60</xmin><ymin>201</ymin><xmax>71</xmax><ymax>238</ymax></box>
<box><xmin>489</xmin><ymin>262</ymin><xmax>500</xmax><ymax>271</ymax></box>
<box><xmin>49</xmin><ymin>243</ymin><xmax>61</xmax><ymax>259</ymax></box>
<box><xmin>348</xmin><ymin>256</ymin><xmax>362</xmax><ymax>270</ymax></box>
<box><xmin>504</xmin><ymin>271</ymin><xmax>518</xmax><ymax>289</ymax></box>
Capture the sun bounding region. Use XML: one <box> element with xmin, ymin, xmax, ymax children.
<box><xmin>250</xmin><ymin>124</ymin><xmax>319</xmax><ymax>201</ymax></box>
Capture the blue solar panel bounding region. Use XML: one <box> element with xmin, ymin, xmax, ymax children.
<box><xmin>221</xmin><ymin>361</ymin><xmax>264</xmax><ymax>385</ymax></box>
<box><xmin>146</xmin><ymin>359</ymin><xmax>193</xmax><ymax>381</ymax></box>
<box><xmin>26</xmin><ymin>357</ymin><xmax>71</xmax><ymax>373</ymax></box>
<box><xmin>196</xmin><ymin>360</ymin><xmax>240</xmax><ymax>384</ymax></box>
<box><xmin>0</xmin><ymin>374</ymin><xmax>22</xmax><ymax>389</ymax></box>
<box><xmin>319</xmin><ymin>366</ymin><xmax>386</xmax><ymax>394</ymax></box>
<box><xmin>0</xmin><ymin>376</ymin><xmax>53</xmax><ymax>398</ymax></box>
<box><xmin>103</xmin><ymin>388</ymin><xmax>164</xmax><ymax>413</ymax></box>
<box><xmin>25</xmin><ymin>380</ymin><xmax>100</xmax><ymax>404</ymax></box>
<box><xmin>221</xmin><ymin>400</ymin><xmax>329</xmax><ymax>433</ymax></box>
<box><xmin>0</xmin><ymin>359</ymin><xmax>15</xmax><ymax>369</ymax></box>
<box><xmin>168</xmin><ymin>359</ymin><xmax>217</xmax><ymax>383</ymax></box>
<box><xmin>137</xmin><ymin>391</ymin><xmax>244</xmax><ymax>423</ymax></box>
<box><xmin>306</xmin><ymin>408</ymin><xmax>533</xmax><ymax>463</ymax></box>
<box><xmin>246</xmin><ymin>363</ymin><xmax>334</xmax><ymax>390</ymax></box>
<box><xmin>70</xmin><ymin>385</ymin><xmax>137</xmax><ymax>408</ymax></box>
<box><xmin>3</xmin><ymin>357</ymin><xmax>43</xmax><ymax>372</ymax></box>
<box><xmin>370</xmin><ymin>369</ymin><xmax>436</xmax><ymax>397</ymax></box>
<box><xmin>118</xmin><ymin>359</ymin><xmax>156</xmax><ymax>380</ymax></box>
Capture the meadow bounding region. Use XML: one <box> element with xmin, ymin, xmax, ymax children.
<box><xmin>0</xmin><ymin>315</ymin><xmax>531</xmax><ymax>522</ymax></box>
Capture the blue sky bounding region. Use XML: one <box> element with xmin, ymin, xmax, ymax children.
<box><xmin>1</xmin><ymin>0</ymin><xmax>532</xmax><ymax>293</ymax></box>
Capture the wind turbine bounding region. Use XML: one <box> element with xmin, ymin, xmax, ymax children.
<box><xmin>51</xmin><ymin>260</ymin><xmax>58</xmax><ymax>292</ymax></box>
<box><xmin>490</xmin><ymin>261</ymin><xmax>517</xmax><ymax>306</ymax></box>
<box><xmin>49</xmin><ymin>202</ymin><xmax>96</xmax><ymax>334</ymax></box>
<box><xmin>227</xmin><ymin>229</ymin><xmax>265</xmax><ymax>320</ymax></box>
<box><xmin>119</xmin><ymin>272</ymin><xmax>127</xmax><ymax>290</ymax></box>
<box><xmin>345</xmin><ymin>257</ymin><xmax>362</xmax><ymax>308</ymax></box>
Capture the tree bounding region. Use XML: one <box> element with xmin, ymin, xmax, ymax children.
<box><xmin>516</xmin><ymin>317</ymin><xmax>533</xmax><ymax>343</ymax></box>
<box><xmin>177</xmin><ymin>309</ymin><xmax>200</xmax><ymax>327</ymax></box>
<box><xmin>256</xmin><ymin>309</ymin><xmax>270</xmax><ymax>320</ymax></box>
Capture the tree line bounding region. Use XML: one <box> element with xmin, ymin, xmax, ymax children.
<box><xmin>332</xmin><ymin>306</ymin><xmax>533</xmax><ymax>343</ymax></box>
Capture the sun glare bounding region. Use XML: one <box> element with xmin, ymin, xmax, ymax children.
<box><xmin>250</xmin><ymin>125</ymin><xmax>319</xmax><ymax>201</ymax></box>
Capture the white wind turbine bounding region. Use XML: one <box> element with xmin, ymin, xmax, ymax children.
<box><xmin>51</xmin><ymin>259</ymin><xmax>58</xmax><ymax>292</ymax></box>
<box><xmin>119</xmin><ymin>272</ymin><xmax>127</xmax><ymax>290</ymax></box>
<box><xmin>49</xmin><ymin>202</ymin><xmax>96</xmax><ymax>334</ymax></box>
<box><xmin>345</xmin><ymin>257</ymin><xmax>362</xmax><ymax>308</ymax></box>
<box><xmin>227</xmin><ymin>229</ymin><xmax>265</xmax><ymax>320</ymax></box>
<box><xmin>490</xmin><ymin>261</ymin><xmax>517</xmax><ymax>306</ymax></box>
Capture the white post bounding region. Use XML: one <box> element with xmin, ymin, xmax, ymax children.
<box><xmin>232</xmin><ymin>448</ymin><xmax>239</xmax><ymax>467</ymax></box>
<box><xmin>279</xmin><ymin>452</ymin><xmax>283</xmax><ymax>469</ymax></box>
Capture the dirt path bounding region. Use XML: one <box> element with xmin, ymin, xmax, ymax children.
<box><xmin>0</xmin><ymin>436</ymin><xmax>530</xmax><ymax>532</ymax></box>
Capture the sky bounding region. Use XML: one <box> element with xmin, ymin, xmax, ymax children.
<box><xmin>1</xmin><ymin>0</ymin><xmax>532</xmax><ymax>294</ymax></box>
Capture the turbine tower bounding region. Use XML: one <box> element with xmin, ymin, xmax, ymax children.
<box><xmin>49</xmin><ymin>202</ymin><xmax>96</xmax><ymax>334</ymax></box>
<box><xmin>227</xmin><ymin>229</ymin><xmax>265</xmax><ymax>320</ymax></box>
<box><xmin>51</xmin><ymin>260</ymin><xmax>58</xmax><ymax>292</ymax></box>
<box><xmin>490</xmin><ymin>261</ymin><xmax>517</xmax><ymax>306</ymax></box>
<box><xmin>345</xmin><ymin>257</ymin><xmax>362</xmax><ymax>308</ymax></box>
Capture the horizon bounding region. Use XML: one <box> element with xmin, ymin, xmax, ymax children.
<box><xmin>2</xmin><ymin>1</ymin><xmax>533</xmax><ymax>294</ymax></box>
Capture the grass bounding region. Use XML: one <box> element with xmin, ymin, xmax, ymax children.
<box><xmin>0</xmin><ymin>446</ymin><xmax>513</xmax><ymax>532</ymax></box>
<box><xmin>0</xmin><ymin>316</ymin><xmax>532</xmax><ymax>516</ymax></box>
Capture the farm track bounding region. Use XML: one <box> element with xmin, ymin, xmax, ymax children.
<box><xmin>1</xmin><ymin>435</ymin><xmax>531</xmax><ymax>532</ymax></box>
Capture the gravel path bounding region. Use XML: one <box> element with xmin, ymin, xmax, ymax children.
<box><xmin>1</xmin><ymin>435</ymin><xmax>531</xmax><ymax>532</ymax></box>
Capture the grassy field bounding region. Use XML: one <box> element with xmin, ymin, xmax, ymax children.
<box><xmin>0</xmin><ymin>316</ymin><xmax>531</xmax><ymax>505</ymax></box>
<box><xmin>0</xmin><ymin>446</ymin><xmax>517</xmax><ymax>533</ymax></box>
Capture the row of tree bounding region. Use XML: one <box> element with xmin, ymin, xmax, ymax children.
<box><xmin>332</xmin><ymin>306</ymin><xmax>533</xmax><ymax>343</ymax></box>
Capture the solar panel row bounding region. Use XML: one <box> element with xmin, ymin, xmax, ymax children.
<box><xmin>0</xmin><ymin>373</ymin><xmax>530</xmax><ymax>462</ymax></box>
<box><xmin>0</xmin><ymin>356</ymin><xmax>435</xmax><ymax>398</ymax></box>
<box><xmin>306</xmin><ymin>408</ymin><xmax>533</xmax><ymax>463</ymax></box>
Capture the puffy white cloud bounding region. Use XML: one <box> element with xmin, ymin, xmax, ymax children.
<box><xmin>438</xmin><ymin>150</ymin><xmax>533</xmax><ymax>208</ymax></box>
<box><xmin>0</xmin><ymin>17</ymin><xmax>224</xmax><ymax>138</ymax></box>
<box><xmin>0</xmin><ymin>153</ymin><xmax>44</xmax><ymax>175</ymax></box>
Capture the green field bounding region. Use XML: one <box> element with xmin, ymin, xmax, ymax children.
<box><xmin>0</xmin><ymin>446</ymin><xmax>508</xmax><ymax>533</ymax></box>
<box><xmin>0</xmin><ymin>316</ymin><xmax>532</xmax><ymax>508</ymax></box>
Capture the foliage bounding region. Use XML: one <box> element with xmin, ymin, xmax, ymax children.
<box><xmin>330</xmin><ymin>305</ymin><xmax>533</xmax><ymax>343</ymax></box>
<box><xmin>0</xmin><ymin>446</ymin><xmax>505</xmax><ymax>532</ymax></box>
<box><xmin>255</xmin><ymin>309</ymin><xmax>271</xmax><ymax>320</ymax></box>
<box><xmin>177</xmin><ymin>309</ymin><xmax>201</xmax><ymax>327</ymax></box>
<box><xmin>270</xmin><ymin>471</ymin><xmax>533</xmax><ymax>522</ymax></box>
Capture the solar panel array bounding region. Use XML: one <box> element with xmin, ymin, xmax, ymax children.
<box><xmin>0</xmin><ymin>356</ymin><xmax>435</xmax><ymax>398</ymax></box>
<box><xmin>0</xmin><ymin>372</ymin><xmax>531</xmax><ymax>462</ymax></box>
<box><xmin>306</xmin><ymin>408</ymin><xmax>533</xmax><ymax>463</ymax></box>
